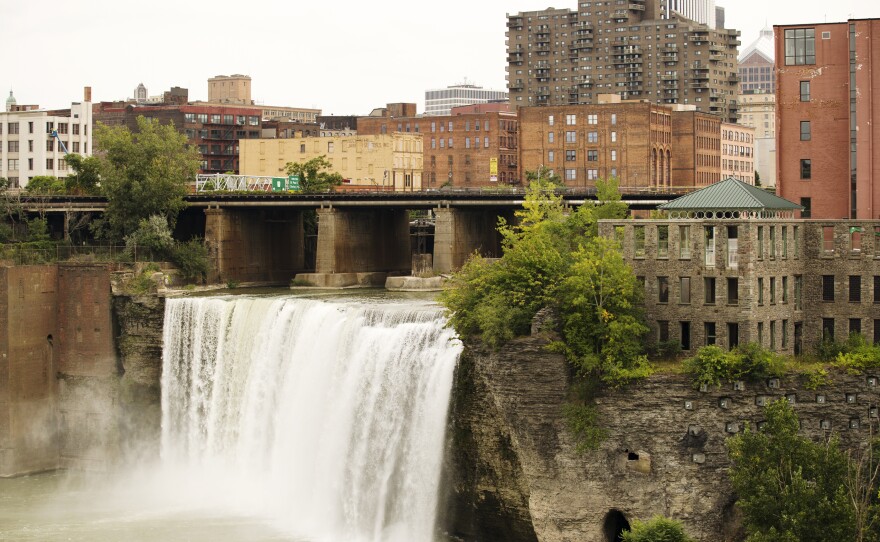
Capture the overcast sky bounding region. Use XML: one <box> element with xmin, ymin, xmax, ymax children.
<box><xmin>2</xmin><ymin>0</ymin><xmax>879</xmax><ymax>116</ymax></box>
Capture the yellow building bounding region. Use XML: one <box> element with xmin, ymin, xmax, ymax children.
<box><xmin>239</xmin><ymin>134</ymin><xmax>423</xmax><ymax>191</ymax></box>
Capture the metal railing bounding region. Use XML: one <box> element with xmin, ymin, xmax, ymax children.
<box><xmin>0</xmin><ymin>244</ymin><xmax>166</xmax><ymax>266</ymax></box>
<box><xmin>196</xmin><ymin>173</ymin><xmax>280</xmax><ymax>192</ymax></box>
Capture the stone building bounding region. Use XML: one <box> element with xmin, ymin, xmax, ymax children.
<box><xmin>506</xmin><ymin>1</ymin><xmax>740</xmax><ymax>123</ymax></box>
<box><xmin>776</xmin><ymin>18</ymin><xmax>880</xmax><ymax>220</ymax></box>
<box><xmin>238</xmin><ymin>133</ymin><xmax>423</xmax><ymax>191</ymax></box>
<box><xmin>601</xmin><ymin>178</ymin><xmax>880</xmax><ymax>356</ymax></box>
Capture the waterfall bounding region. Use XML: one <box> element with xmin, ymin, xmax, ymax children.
<box><xmin>161</xmin><ymin>295</ymin><xmax>461</xmax><ymax>542</ymax></box>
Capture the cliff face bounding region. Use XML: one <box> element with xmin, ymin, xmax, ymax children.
<box><xmin>447</xmin><ymin>333</ymin><xmax>880</xmax><ymax>542</ymax></box>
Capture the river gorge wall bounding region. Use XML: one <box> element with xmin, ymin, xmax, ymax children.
<box><xmin>3</xmin><ymin>265</ymin><xmax>880</xmax><ymax>541</ymax></box>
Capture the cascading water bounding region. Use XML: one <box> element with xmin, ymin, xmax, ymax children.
<box><xmin>160</xmin><ymin>295</ymin><xmax>461</xmax><ymax>542</ymax></box>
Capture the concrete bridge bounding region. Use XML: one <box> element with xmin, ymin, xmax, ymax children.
<box><xmin>21</xmin><ymin>189</ymin><xmax>684</xmax><ymax>286</ymax></box>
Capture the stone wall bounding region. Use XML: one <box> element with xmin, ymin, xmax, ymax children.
<box><xmin>448</xmin><ymin>332</ymin><xmax>880</xmax><ymax>542</ymax></box>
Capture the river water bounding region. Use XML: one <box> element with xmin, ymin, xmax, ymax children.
<box><xmin>0</xmin><ymin>291</ymin><xmax>462</xmax><ymax>542</ymax></box>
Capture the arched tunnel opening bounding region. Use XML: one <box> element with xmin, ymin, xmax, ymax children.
<box><xmin>603</xmin><ymin>509</ymin><xmax>631</xmax><ymax>542</ymax></box>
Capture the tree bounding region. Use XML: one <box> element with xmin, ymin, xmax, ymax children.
<box><xmin>95</xmin><ymin>116</ymin><xmax>200</xmax><ymax>242</ymax></box>
<box><xmin>284</xmin><ymin>156</ymin><xmax>343</xmax><ymax>193</ymax></box>
<box><xmin>25</xmin><ymin>176</ymin><xmax>67</xmax><ymax>194</ymax></box>
<box><xmin>728</xmin><ymin>399</ymin><xmax>856</xmax><ymax>542</ymax></box>
<box><xmin>64</xmin><ymin>153</ymin><xmax>102</xmax><ymax>195</ymax></box>
<box><xmin>622</xmin><ymin>516</ymin><xmax>696</xmax><ymax>542</ymax></box>
<box><xmin>0</xmin><ymin>177</ymin><xmax>24</xmax><ymax>242</ymax></box>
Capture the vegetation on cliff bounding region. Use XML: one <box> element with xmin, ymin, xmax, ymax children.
<box><xmin>439</xmin><ymin>169</ymin><xmax>649</xmax><ymax>387</ymax></box>
<box><xmin>728</xmin><ymin>399</ymin><xmax>880</xmax><ymax>542</ymax></box>
<box><xmin>682</xmin><ymin>343</ymin><xmax>786</xmax><ymax>389</ymax></box>
<box><xmin>621</xmin><ymin>516</ymin><xmax>696</xmax><ymax>542</ymax></box>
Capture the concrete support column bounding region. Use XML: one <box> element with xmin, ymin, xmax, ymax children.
<box><xmin>204</xmin><ymin>206</ymin><xmax>305</xmax><ymax>285</ymax></box>
<box><xmin>434</xmin><ymin>207</ymin><xmax>508</xmax><ymax>274</ymax></box>
<box><xmin>303</xmin><ymin>207</ymin><xmax>411</xmax><ymax>287</ymax></box>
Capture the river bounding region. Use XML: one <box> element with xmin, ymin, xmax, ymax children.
<box><xmin>0</xmin><ymin>291</ymin><xmax>462</xmax><ymax>542</ymax></box>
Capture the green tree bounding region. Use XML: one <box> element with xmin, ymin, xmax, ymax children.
<box><xmin>283</xmin><ymin>156</ymin><xmax>343</xmax><ymax>193</ymax></box>
<box><xmin>64</xmin><ymin>153</ymin><xmax>102</xmax><ymax>195</ymax></box>
<box><xmin>25</xmin><ymin>176</ymin><xmax>67</xmax><ymax>194</ymax></box>
<box><xmin>728</xmin><ymin>399</ymin><xmax>856</xmax><ymax>542</ymax></box>
<box><xmin>621</xmin><ymin>516</ymin><xmax>696</xmax><ymax>542</ymax></box>
<box><xmin>95</xmin><ymin>116</ymin><xmax>200</xmax><ymax>242</ymax></box>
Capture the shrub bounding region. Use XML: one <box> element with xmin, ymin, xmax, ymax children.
<box><xmin>834</xmin><ymin>342</ymin><xmax>880</xmax><ymax>374</ymax></box>
<box><xmin>290</xmin><ymin>277</ymin><xmax>315</xmax><ymax>287</ymax></box>
<box><xmin>683</xmin><ymin>343</ymin><xmax>784</xmax><ymax>388</ymax></box>
<box><xmin>124</xmin><ymin>215</ymin><xmax>174</xmax><ymax>260</ymax></box>
<box><xmin>170</xmin><ymin>239</ymin><xmax>210</xmax><ymax>284</ymax></box>
<box><xmin>562</xmin><ymin>402</ymin><xmax>608</xmax><ymax>454</ymax></box>
<box><xmin>801</xmin><ymin>367</ymin><xmax>832</xmax><ymax>390</ymax></box>
<box><xmin>621</xmin><ymin>516</ymin><xmax>696</xmax><ymax>542</ymax></box>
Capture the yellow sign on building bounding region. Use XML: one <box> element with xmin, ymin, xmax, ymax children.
<box><xmin>489</xmin><ymin>157</ymin><xmax>498</xmax><ymax>182</ymax></box>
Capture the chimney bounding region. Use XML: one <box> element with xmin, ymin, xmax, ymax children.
<box><xmin>84</xmin><ymin>86</ymin><xmax>92</xmax><ymax>102</ymax></box>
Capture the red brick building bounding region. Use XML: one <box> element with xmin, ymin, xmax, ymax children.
<box><xmin>357</xmin><ymin>108</ymin><xmax>519</xmax><ymax>188</ymax></box>
<box><xmin>776</xmin><ymin>19</ymin><xmax>880</xmax><ymax>219</ymax></box>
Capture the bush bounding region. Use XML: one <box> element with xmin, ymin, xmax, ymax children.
<box><xmin>683</xmin><ymin>343</ymin><xmax>785</xmax><ymax>388</ymax></box>
<box><xmin>562</xmin><ymin>402</ymin><xmax>608</xmax><ymax>454</ymax></box>
<box><xmin>622</xmin><ymin>516</ymin><xmax>696</xmax><ymax>542</ymax></box>
<box><xmin>834</xmin><ymin>341</ymin><xmax>880</xmax><ymax>374</ymax></box>
<box><xmin>170</xmin><ymin>239</ymin><xmax>210</xmax><ymax>284</ymax></box>
<box><xmin>124</xmin><ymin>215</ymin><xmax>174</xmax><ymax>259</ymax></box>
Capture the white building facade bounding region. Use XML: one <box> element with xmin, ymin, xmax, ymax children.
<box><xmin>424</xmin><ymin>84</ymin><xmax>507</xmax><ymax>117</ymax></box>
<box><xmin>1</xmin><ymin>90</ymin><xmax>93</xmax><ymax>189</ymax></box>
<box><xmin>663</xmin><ymin>0</ymin><xmax>716</xmax><ymax>28</ymax></box>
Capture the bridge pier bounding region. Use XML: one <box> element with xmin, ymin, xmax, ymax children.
<box><xmin>204</xmin><ymin>207</ymin><xmax>305</xmax><ymax>285</ymax></box>
<box><xmin>296</xmin><ymin>207</ymin><xmax>411</xmax><ymax>288</ymax></box>
<box><xmin>434</xmin><ymin>207</ymin><xmax>510</xmax><ymax>274</ymax></box>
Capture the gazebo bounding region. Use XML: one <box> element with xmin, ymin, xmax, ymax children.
<box><xmin>659</xmin><ymin>178</ymin><xmax>803</xmax><ymax>220</ymax></box>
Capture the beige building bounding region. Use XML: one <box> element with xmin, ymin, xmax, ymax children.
<box><xmin>721</xmin><ymin>123</ymin><xmax>755</xmax><ymax>184</ymax></box>
<box><xmin>239</xmin><ymin>134</ymin><xmax>423</xmax><ymax>191</ymax></box>
<box><xmin>738</xmin><ymin>91</ymin><xmax>775</xmax><ymax>187</ymax></box>
<box><xmin>208</xmin><ymin>74</ymin><xmax>252</xmax><ymax>104</ymax></box>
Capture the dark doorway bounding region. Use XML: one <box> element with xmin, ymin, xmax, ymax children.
<box><xmin>603</xmin><ymin>509</ymin><xmax>631</xmax><ymax>542</ymax></box>
<box><xmin>794</xmin><ymin>322</ymin><xmax>803</xmax><ymax>356</ymax></box>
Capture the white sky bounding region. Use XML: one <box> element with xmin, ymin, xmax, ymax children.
<box><xmin>2</xmin><ymin>0</ymin><xmax>879</xmax><ymax>115</ymax></box>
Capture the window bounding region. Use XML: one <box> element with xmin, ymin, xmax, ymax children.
<box><xmin>782</xmin><ymin>226</ymin><xmax>788</xmax><ymax>258</ymax></box>
<box><xmin>300</xmin><ymin>143</ymin><xmax>306</xmax><ymax>153</ymax></box>
<box><xmin>757</xmin><ymin>226</ymin><xmax>764</xmax><ymax>259</ymax></box>
<box><xmin>587</xmin><ymin>169</ymin><xmax>598</xmax><ymax>180</ymax></box>
<box><xmin>46</xmin><ymin>158</ymin><xmax>54</xmax><ymax>169</ymax></box>
<box><xmin>705</xmin><ymin>322</ymin><xmax>717</xmax><ymax>346</ymax></box>
<box><xmin>548</xmin><ymin>115</ymin><xmax>554</xmax><ymax>126</ymax></box>
<box><xmin>565</xmin><ymin>168</ymin><xmax>577</xmax><ymax>181</ymax></box>
<box><xmin>448</xmin><ymin>138</ymin><xmax>453</xmax><ymax>148</ymax></box>
<box><xmin>73</xmin><ymin>124</ymin><xmax>80</xmax><ymax>135</ymax></box>
<box><xmin>758</xmin><ymin>277</ymin><xmax>764</xmax><ymax>304</ymax></box>
<box><xmin>801</xmin><ymin>197</ymin><xmax>811</xmax><ymax>218</ymax></box>
<box><xmin>587</xmin><ymin>150</ymin><xmax>598</xmax><ymax>161</ymax></box>
<box><xmin>681</xmin><ymin>321</ymin><xmax>691</xmax><ymax>350</ymax></box>
<box><xmin>46</xmin><ymin>139</ymin><xmax>54</xmax><ymax>151</ymax></box>
<box><xmin>794</xmin><ymin>226</ymin><xmax>800</xmax><ymax>257</ymax></box>
<box><xmin>822</xmin><ymin>275</ymin><xmax>835</xmax><ymax>301</ymax></box>
<box><xmin>850</xmin><ymin>318</ymin><xmax>862</xmax><ymax>336</ymax></box>
<box><xmin>769</xmin><ymin>227</ymin><xmax>776</xmax><ymax>259</ymax></box>
<box><xmin>658</xmin><ymin>321</ymin><xmax>669</xmax><ymax>343</ymax></box>
<box><xmin>7</xmin><ymin>141</ymin><xmax>18</xmax><ymax>152</ymax></box>
<box><xmin>7</xmin><ymin>159</ymin><xmax>18</xmax><ymax>170</ymax></box>
<box><xmin>658</xmin><ymin>276</ymin><xmax>669</xmax><ymax>303</ymax></box>
<box><xmin>822</xmin><ymin>318</ymin><xmax>835</xmax><ymax>341</ymax></box>
<box><xmin>565</xmin><ymin>131</ymin><xmax>576</xmax><ymax>143</ymax></box>
<box><xmin>727</xmin><ymin>278</ymin><xmax>739</xmax><ymax>304</ymax></box>
<box><xmin>588</xmin><ymin>131</ymin><xmax>598</xmax><ymax>143</ymax></box>
<box><xmin>566</xmin><ymin>150</ymin><xmax>577</xmax><ymax>161</ymax></box>
<box><xmin>758</xmin><ymin>322</ymin><xmax>765</xmax><ymax>346</ymax></box>
<box><xmin>548</xmin><ymin>132</ymin><xmax>554</xmax><ymax>143</ymax></box>
<box><xmin>28</xmin><ymin>158</ymin><xmax>33</xmax><ymax>170</ymax></box>
<box><xmin>680</xmin><ymin>277</ymin><xmax>691</xmax><ymax>304</ymax></box>
<box><xmin>611</xmin><ymin>150</ymin><xmax>617</xmax><ymax>161</ymax></box>
<box><xmin>850</xmin><ymin>275</ymin><xmax>862</xmax><ymax>302</ymax></box>
<box><xmin>327</xmin><ymin>142</ymin><xmax>334</xmax><ymax>153</ymax></box>
<box><xmin>782</xmin><ymin>320</ymin><xmax>789</xmax><ymax>348</ymax></box>
<box><xmin>484</xmin><ymin>137</ymin><xmax>489</xmax><ymax>148</ymax></box>
<box><xmin>823</xmin><ymin>226</ymin><xmax>834</xmax><ymax>252</ymax></box>
<box><xmin>795</xmin><ymin>275</ymin><xmax>803</xmax><ymax>310</ymax></box>
<box><xmin>657</xmin><ymin>225</ymin><xmax>668</xmax><ymax>258</ymax></box>
<box><xmin>800</xmin><ymin>121</ymin><xmax>811</xmax><ymax>141</ymax></box>
<box><xmin>704</xmin><ymin>226</ymin><xmax>716</xmax><ymax>267</ymax></box>
<box><xmin>679</xmin><ymin>225</ymin><xmax>691</xmax><ymax>258</ymax></box>
<box><xmin>770</xmin><ymin>277</ymin><xmax>776</xmax><ymax>304</ymax></box>
<box><xmin>875</xmin><ymin>276</ymin><xmax>880</xmax><ymax>303</ymax></box>
<box><xmin>566</xmin><ymin>114</ymin><xmax>577</xmax><ymax>125</ymax></box>
<box><xmin>548</xmin><ymin>150</ymin><xmax>555</xmax><ymax>162</ymax></box>
<box><xmin>728</xmin><ymin>322</ymin><xmax>739</xmax><ymax>349</ymax></box>
<box><xmin>770</xmin><ymin>321</ymin><xmax>776</xmax><ymax>349</ymax></box>
<box><xmin>7</xmin><ymin>122</ymin><xmax>19</xmax><ymax>134</ymax></box>
<box><xmin>588</xmin><ymin>114</ymin><xmax>598</xmax><ymax>124</ymax></box>
<box><xmin>876</xmin><ymin>320</ymin><xmax>880</xmax><ymax>345</ymax></box>
<box><xmin>611</xmin><ymin>131</ymin><xmax>617</xmax><ymax>142</ymax></box>
<box><xmin>448</xmin><ymin>121</ymin><xmax>453</xmax><ymax>132</ymax></box>
<box><xmin>611</xmin><ymin>114</ymin><xmax>617</xmax><ymax>125</ymax></box>
<box><xmin>784</xmin><ymin>28</ymin><xmax>816</xmax><ymax>65</ymax></box>
<box><xmin>782</xmin><ymin>276</ymin><xmax>789</xmax><ymax>303</ymax></box>
<box><xmin>800</xmin><ymin>81</ymin><xmax>811</xmax><ymax>101</ymax></box>
<box><xmin>634</xmin><ymin>226</ymin><xmax>645</xmax><ymax>257</ymax></box>
<box><xmin>704</xmin><ymin>277</ymin><xmax>716</xmax><ymax>304</ymax></box>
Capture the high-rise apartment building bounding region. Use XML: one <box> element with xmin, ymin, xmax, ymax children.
<box><xmin>506</xmin><ymin>0</ymin><xmax>740</xmax><ymax>122</ymax></box>
<box><xmin>0</xmin><ymin>88</ymin><xmax>93</xmax><ymax>189</ymax></box>
<box><xmin>424</xmin><ymin>84</ymin><xmax>508</xmax><ymax>117</ymax></box>
<box><xmin>776</xmin><ymin>19</ymin><xmax>880</xmax><ymax>220</ymax></box>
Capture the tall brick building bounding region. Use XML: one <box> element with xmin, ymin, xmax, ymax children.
<box><xmin>517</xmin><ymin>95</ymin><xmax>742</xmax><ymax>189</ymax></box>
<box><xmin>506</xmin><ymin>0</ymin><xmax>740</xmax><ymax>122</ymax></box>
<box><xmin>776</xmin><ymin>19</ymin><xmax>880</xmax><ymax>220</ymax></box>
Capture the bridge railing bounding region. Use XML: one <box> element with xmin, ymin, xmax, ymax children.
<box><xmin>195</xmin><ymin>174</ymin><xmax>276</xmax><ymax>192</ymax></box>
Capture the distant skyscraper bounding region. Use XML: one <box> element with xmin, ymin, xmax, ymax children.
<box><xmin>663</xmin><ymin>0</ymin><xmax>716</xmax><ymax>28</ymax></box>
<box><xmin>133</xmin><ymin>83</ymin><xmax>148</xmax><ymax>103</ymax></box>
<box><xmin>424</xmin><ymin>84</ymin><xmax>507</xmax><ymax>116</ymax></box>
<box><xmin>738</xmin><ymin>27</ymin><xmax>775</xmax><ymax>94</ymax></box>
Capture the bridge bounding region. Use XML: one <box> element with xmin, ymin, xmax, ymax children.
<box><xmin>18</xmin><ymin>188</ymin><xmax>686</xmax><ymax>286</ymax></box>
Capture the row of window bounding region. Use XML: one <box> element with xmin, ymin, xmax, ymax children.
<box><xmin>5</xmin><ymin>140</ymin><xmax>86</xmax><ymax>154</ymax></box>
<box><xmin>548</xmin><ymin>113</ymin><xmax>612</xmax><ymax>126</ymax></box>
<box><xmin>5</xmin><ymin>158</ymin><xmax>67</xmax><ymax>171</ymax></box>
<box><xmin>548</xmin><ymin>130</ymin><xmax>618</xmax><ymax>144</ymax></box>
<box><xmin>184</xmin><ymin>113</ymin><xmax>259</xmax><ymax>126</ymax></box>
<box><xmin>430</xmin><ymin>137</ymin><xmax>491</xmax><ymax>150</ymax></box>
<box><xmin>822</xmin><ymin>275</ymin><xmax>880</xmax><ymax>303</ymax></box>
<box><xmin>653</xmin><ymin>276</ymin><xmax>741</xmax><ymax>305</ymax></box>
<box><xmin>3</xmin><ymin>122</ymin><xmax>86</xmax><ymax>136</ymax></box>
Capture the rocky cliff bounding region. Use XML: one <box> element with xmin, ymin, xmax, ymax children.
<box><xmin>447</xmin><ymin>331</ymin><xmax>880</xmax><ymax>542</ymax></box>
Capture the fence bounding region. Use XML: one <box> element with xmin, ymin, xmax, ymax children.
<box><xmin>0</xmin><ymin>245</ymin><xmax>168</xmax><ymax>266</ymax></box>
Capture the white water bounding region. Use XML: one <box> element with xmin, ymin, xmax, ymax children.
<box><xmin>160</xmin><ymin>295</ymin><xmax>461</xmax><ymax>542</ymax></box>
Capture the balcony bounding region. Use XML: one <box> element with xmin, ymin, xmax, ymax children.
<box><xmin>710</xmin><ymin>53</ymin><xmax>725</xmax><ymax>62</ymax></box>
<box><xmin>629</xmin><ymin>2</ymin><xmax>645</xmax><ymax>10</ymax></box>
